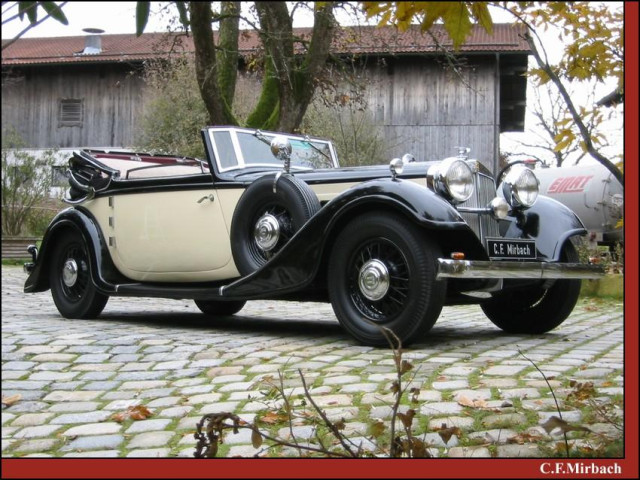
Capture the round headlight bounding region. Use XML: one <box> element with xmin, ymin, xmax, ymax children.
<box><xmin>431</xmin><ymin>158</ymin><xmax>474</xmax><ymax>203</ymax></box>
<box><xmin>501</xmin><ymin>165</ymin><xmax>539</xmax><ymax>208</ymax></box>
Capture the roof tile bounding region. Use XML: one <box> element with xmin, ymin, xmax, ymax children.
<box><xmin>2</xmin><ymin>24</ymin><xmax>529</xmax><ymax>66</ymax></box>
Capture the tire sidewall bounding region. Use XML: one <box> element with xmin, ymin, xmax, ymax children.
<box><xmin>231</xmin><ymin>174</ymin><xmax>320</xmax><ymax>276</ymax></box>
<box><xmin>49</xmin><ymin>230</ymin><xmax>107</xmax><ymax>319</ymax></box>
<box><xmin>328</xmin><ymin>213</ymin><xmax>443</xmax><ymax>346</ymax></box>
<box><xmin>481</xmin><ymin>241</ymin><xmax>582</xmax><ymax>333</ymax></box>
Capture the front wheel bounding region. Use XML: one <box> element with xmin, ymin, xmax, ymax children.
<box><xmin>480</xmin><ymin>241</ymin><xmax>582</xmax><ymax>334</ymax></box>
<box><xmin>194</xmin><ymin>300</ymin><xmax>246</xmax><ymax>316</ymax></box>
<box><xmin>49</xmin><ymin>231</ymin><xmax>108</xmax><ymax>319</ymax></box>
<box><xmin>328</xmin><ymin>213</ymin><xmax>446</xmax><ymax>347</ymax></box>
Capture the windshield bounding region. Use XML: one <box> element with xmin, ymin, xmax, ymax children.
<box><xmin>209</xmin><ymin>128</ymin><xmax>337</xmax><ymax>172</ymax></box>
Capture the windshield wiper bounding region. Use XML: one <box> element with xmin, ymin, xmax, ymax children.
<box><xmin>253</xmin><ymin>130</ymin><xmax>332</xmax><ymax>167</ymax></box>
<box><xmin>303</xmin><ymin>135</ymin><xmax>332</xmax><ymax>165</ymax></box>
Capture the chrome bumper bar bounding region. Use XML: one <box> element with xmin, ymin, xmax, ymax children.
<box><xmin>437</xmin><ymin>259</ymin><xmax>605</xmax><ymax>280</ymax></box>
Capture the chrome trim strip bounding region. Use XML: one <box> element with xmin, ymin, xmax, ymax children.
<box><xmin>436</xmin><ymin>259</ymin><xmax>605</xmax><ymax>280</ymax></box>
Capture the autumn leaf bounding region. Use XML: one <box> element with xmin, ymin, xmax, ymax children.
<box><xmin>397</xmin><ymin>409</ymin><xmax>416</xmax><ymax>429</ymax></box>
<box><xmin>251</xmin><ymin>429</ymin><xmax>263</xmax><ymax>449</ymax></box>
<box><xmin>435</xmin><ymin>423</ymin><xmax>462</xmax><ymax>445</ymax></box>
<box><xmin>111</xmin><ymin>405</ymin><xmax>153</xmax><ymax>423</ymax></box>
<box><xmin>400</xmin><ymin>360</ymin><xmax>413</xmax><ymax>375</ymax></box>
<box><xmin>457</xmin><ymin>395</ymin><xmax>489</xmax><ymax>409</ymax></box>
<box><xmin>111</xmin><ymin>412</ymin><xmax>128</xmax><ymax>423</ymax></box>
<box><xmin>128</xmin><ymin>405</ymin><xmax>153</xmax><ymax>420</ymax></box>
<box><xmin>369</xmin><ymin>419</ymin><xmax>386</xmax><ymax>438</ymax></box>
<box><xmin>410</xmin><ymin>387</ymin><xmax>420</xmax><ymax>403</ymax></box>
<box><xmin>508</xmin><ymin>432</ymin><xmax>543</xmax><ymax>444</ymax></box>
<box><xmin>259</xmin><ymin>411</ymin><xmax>289</xmax><ymax>425</ymax></box>
<box><xmin>540</xmin><ymin>415</ymin><xmax>591</xmax><ymax>435</ymax></box>
<box><xmin>1</xmin><ymin>394</ymin><xmax>22</xmax><ymax>406</ymax></box>
<box><xmin>567</xmin><ymin>381</ymin><xmax>596</xmax><ymax>402</ymax></box>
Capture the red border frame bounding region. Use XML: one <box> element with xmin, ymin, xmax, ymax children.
<box><xmin>2</xmin><ymin>2</ymin><xmax>638</xmax><ymax>479</ymax></box>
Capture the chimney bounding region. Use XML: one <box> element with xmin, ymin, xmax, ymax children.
<box><xmin>82</xmin><ymin>28</ymin><xmax>104</xmax><ymax>54</ymax></box>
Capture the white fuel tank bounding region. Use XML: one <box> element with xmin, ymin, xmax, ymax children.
<box><xmin>535</xmin><ymin>164</ymin><xmax>623</xmax><ymax>245</ymax></box>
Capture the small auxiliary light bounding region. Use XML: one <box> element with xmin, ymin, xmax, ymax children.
<box><xmin>451</xmin><ymin>252</ymin><xmax>465</xmax><ymax>260</ymax></box>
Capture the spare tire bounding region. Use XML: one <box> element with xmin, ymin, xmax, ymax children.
<box><xmin>231</xmin><ymin>174</ymin><xmax>321</xmax><ymax>276</ymax></box>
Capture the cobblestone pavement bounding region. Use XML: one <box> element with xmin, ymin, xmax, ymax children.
<box><xmin>2</xmin><ymin>266</ymin><xmax>624</xmax><ymax>458</ymax></box>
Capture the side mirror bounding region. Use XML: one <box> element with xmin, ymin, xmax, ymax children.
<box><xmin>270</xmin><ymin>136</ymin><xmax>292</xmax><ymax>173</ymax></box>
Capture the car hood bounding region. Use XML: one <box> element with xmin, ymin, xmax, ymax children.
<box><xmin>229</xmin><ymin>161</ymin><xmax>438</xmax><ymax>184</ymax></box>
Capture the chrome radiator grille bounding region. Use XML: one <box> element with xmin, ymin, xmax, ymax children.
<box><xmin>458</xmin><ymin>172</ymin><xmax>500</xmax><ymax>244</ymax></box>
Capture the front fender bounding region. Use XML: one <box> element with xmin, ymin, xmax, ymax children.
<box><xmin>502</xmin><ymin>196</ymin><xmax>587</xmax><ymax>261</ymax></box>
<box><xmin>325</xmin><ymin>178</ymin><xmax>468</xmax><ymax>228</ymax></box>
<box><xmin>24</xmin><ymin>207</ymin><xmax>119</xmax><ymax>294</ymax></box>
<box><xmin>222</xmin><ymin>178</ymin><xmax>483</xmax><ymax>298</ymax></box>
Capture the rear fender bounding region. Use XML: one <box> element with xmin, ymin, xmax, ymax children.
<box><xmin>24</xmin><ymin>208</ymin><xmax>119</xmax><ymax>294</ymax></box>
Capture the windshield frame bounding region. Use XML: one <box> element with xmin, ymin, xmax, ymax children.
<box><xmin>206</xmin><ymin>127</ymin><xmax>340</xmax><ymax>174</ymax></box>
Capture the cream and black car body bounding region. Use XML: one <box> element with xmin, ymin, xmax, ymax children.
<box><xmin>24</xmin><ymin>127</ymin><xmax>604</xmax><ymax>346</ymax></box>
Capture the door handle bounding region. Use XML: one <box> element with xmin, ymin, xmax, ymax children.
<box><xmin>197</xmin><ymin>194</ymin><xmax>215</xmax><ymax>203</ymax></box>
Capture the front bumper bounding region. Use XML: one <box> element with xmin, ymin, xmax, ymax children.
<box><xmin>436</xmin><ymin>259</ymin><xmax>605</xmax><ymax>280</ymax></box>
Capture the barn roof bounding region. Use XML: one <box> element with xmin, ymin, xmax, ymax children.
<box><xmin>2</xmin><ymin>23</ymin><xmax>529</xmax><ymax>66</ymax></box>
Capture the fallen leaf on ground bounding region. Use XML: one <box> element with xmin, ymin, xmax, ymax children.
<box><xmin>259</xmin><ymin>411</ymin><xmax>289</xmax><ymax>424</ymax></box>
<box><xmin>1</xmin><ymin>394</ymin><xmax>21</xmax><ymax>406</ymax></box>
<box><xmin>458</xmin><ymin>395</ymin><xmax>489</xmax><ymax>409</ymax></box>
<box><xmin>111</xmin><ymin>405</ymin><xmax>153</xmax><ymax>423</ymax></box>
<box><xmin>507</xmin><ymin>432</ymin><xmax>543</xmax><ymax>444</ymax></box>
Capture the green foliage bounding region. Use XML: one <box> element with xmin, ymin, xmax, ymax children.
<box><xmin>136</xmin><ymin>56</ymin><xmax>209</xmax><ymax>159</ymax></box>
<box><xmin>16</xmin><ymin>1</ymin><xmax>67</xmax><ymax>25</ymax></box>
<box><xmin>300</xmin><ymin>100</ymin><xmax>390</xmax><ymax>167</ymax></box>
<box><xmin>1</xmin><ymin>127</ymin><xmax>57</xmax><ymax>236</ymax></box>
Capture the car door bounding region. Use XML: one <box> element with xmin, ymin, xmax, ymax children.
<box><xmin>109</xmin><ymin>187</ymin><xmax>239</xmax><ymax>282</ymax></box>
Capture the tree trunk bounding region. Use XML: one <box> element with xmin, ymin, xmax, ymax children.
<box><xmin>255</xmin><ymin>2</ymin><xmax>335</xmax><ymax>132</ymax></box>
<box><xmin>217</xmin><ymin>2</ymin><xmax>240</xmax><ymax>109</ymax></box>
<box><xmin>189</xmin><ymin>1</ymin><xmax>235</xmax><ymax>125</ymax></box>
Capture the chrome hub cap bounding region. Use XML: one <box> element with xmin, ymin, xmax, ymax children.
<box><xmin>358</xmin><ymin>259</ymin><xmax>390</xmax><ymax>301</ymax></box>
<box><xmin>62</xmin><ymin>259</ymin><xmax>79</xmax><ymax>287</ymax></box>
<box><xmin>254</xmin><ymin>214</ymin><xmax>280</xmax><ymax>252</ymax></box>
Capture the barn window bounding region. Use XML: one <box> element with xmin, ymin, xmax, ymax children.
<box><xmin>58</xmin><ymin>98</ymin><xmax>83</xmax><ymax>127</ymax></box>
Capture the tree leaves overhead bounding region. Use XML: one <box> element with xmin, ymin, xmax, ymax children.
<box><xmin>15</xmin><ymin>1</ymin><xmax>68</xmax><ymax>25</ymax></box>
<box><xmin>136</xmin><ymin>1</ymin><xmax>150</xmax><ymax>37</ymax></box>
<box><xmin>360</xmin><ymin>1</ymin><xmax>623</xmax><ymax>181</ymax></box>
<box><xmin>361</xmin><ymin>1</ymin><xmax>493</xmax><ymax>50</ymax></box>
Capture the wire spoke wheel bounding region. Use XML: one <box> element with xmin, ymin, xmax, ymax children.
<box><xmin>49</xmin><ymin>231</ymin><xmax>108</xmax><ymax>319</ymax></box>
<box><xmin>231</xmin><ymin>174</ymin><xmax>320</xmax><ymax>276</ymax></box>
<box><xmin>348</xmin><ymin>238</ymin><xmax>410</xmax><ymax>322</ymax></box>
<box><xmin>328</xmin><ymin>212</ymin><xmax>445</xmax><ymax>347</ymax></box>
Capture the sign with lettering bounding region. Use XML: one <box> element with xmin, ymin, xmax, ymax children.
<box><xmin>546</xmin><ymin>175</ymin><xmax>594</xmax><ymax>194</ymax></box>
<box><xmin>486</xmin><ymin>238</ymin><xmax>537</xmax><ymax>259</ymax></box>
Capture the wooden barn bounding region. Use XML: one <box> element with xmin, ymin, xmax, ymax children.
<box><xmin>1</xmin><ymin>24</ymin><xmax>530</xmax><ymax>173</ymax></box>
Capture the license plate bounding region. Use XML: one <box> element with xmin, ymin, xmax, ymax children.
<box><xmin>486</xmin><ymin>238</ymin><xmax>537</xmax><ymax>259</ymax></box>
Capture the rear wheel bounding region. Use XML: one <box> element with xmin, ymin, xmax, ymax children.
<box><xmin>328</xmin><ymin>213</ymin><xmax>446</xmax><ymax>347</ymax></box>
<box><xmin>481</xmin><ymin>241</ymin><xmax>582</xmax><ymax>334</ymax></box>
<box><xmin>49</xmin><ymin>231</ymin><xmax>108</xmax><ymax>319</ymax></box>
<box><xmin>194</xmin><ymin>300</ymin><xmax>246</xmax><ymax>316</ymax></box>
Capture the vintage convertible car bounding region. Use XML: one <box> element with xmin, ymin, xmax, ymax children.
<box><xmin>24</xmin><ymin>127</ymin><xmax>604</xmax><ymax>346</ymax></box>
